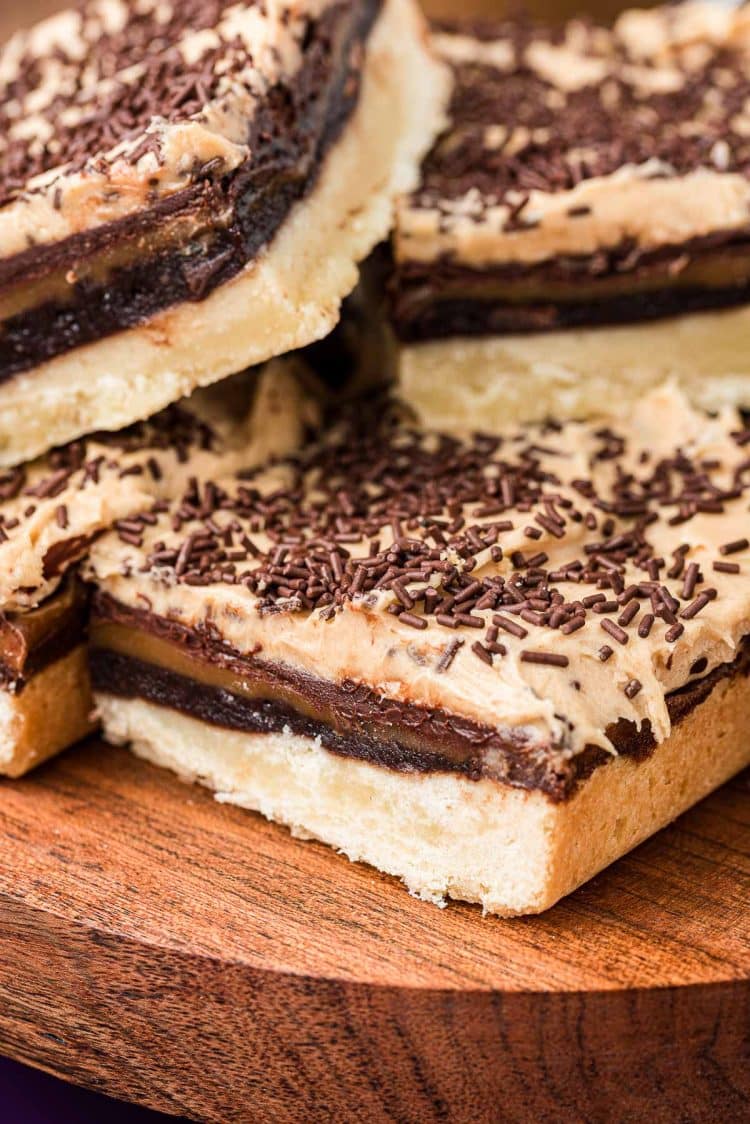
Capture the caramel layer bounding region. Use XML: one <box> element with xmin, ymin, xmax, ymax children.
<box><xmin>88</xmin><ymin>598</ymin><xmax>750</xmax><ymax>800</ymax></box>
<box><xmin>0</xmin><ymin>580</ymin><xmax>87</xmax><ymax>689</ymax></box>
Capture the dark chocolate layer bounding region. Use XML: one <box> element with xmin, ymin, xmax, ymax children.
<box><xmin>391</xmin><ymin>282</ymin><xmax>750</xmax><ymax>341</ymax></box>
<box><xmin>89</xmin><ymin>595</ymin><xmax>750</xmax><ymax>801</ymax></box>
<box><xmin>0</xmin><ymin>0</ymin><xmax>380</xmax><ymax>383</ymax></box>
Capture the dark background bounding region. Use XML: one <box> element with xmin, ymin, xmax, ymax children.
<box><xmin>0</xmin><ymin>1057</ymin><xmax>180</xmax><ymax>1123</ymax></box>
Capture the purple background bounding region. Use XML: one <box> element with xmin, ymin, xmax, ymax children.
<box><xmin>0</xmin><ymin>1057</ymin><xmax>183</xmax><ymax>1123</ymax></box>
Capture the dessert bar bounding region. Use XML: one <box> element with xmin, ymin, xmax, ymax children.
<box><xmin>0</xmin><ymin>363</ymin><xmax>315</xmax><ymax>775</ymax></box>
<box><xmin>391</xmin><ymin>3</ymin><xmax>750</xmax><ymax>430</ymax></box>
<box><xmin>86</xmin><ymin>381</ymin><xmax>750</xmax><ymax>914</ymax></box>
<box><xmin>0</xmin><ymin>0</ymin><xmax>448</xmax><ymax>465</ymax></box>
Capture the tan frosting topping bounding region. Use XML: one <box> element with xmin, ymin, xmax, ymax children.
<box><xmin>86</xmin><ymin>383</ymin><xmax>750</xmax><ymax>763</ymax></box>
<box><xmin>397</xmin><ymin>165</ymin><xmax>750</xmax><ymax>268</ymax></box>
<box><xmin>397</xmin><ymin>3</ymin><xmax>750</xmax><ymax>269</ymax></box>
<box><xmin>0</xmin><ymin>362</ymin><xmax>316</xmax><ymax>613</ymax></box>
<box><xmin>0</xmin><ymin>0</ymin><xmax>335</xmax><ymax>259</ymax></box>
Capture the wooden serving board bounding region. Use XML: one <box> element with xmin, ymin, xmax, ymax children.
<box><xmin>0</xmin><ymin>740</ymin><xmax>748</xmax><ymax>1122</ymax></box>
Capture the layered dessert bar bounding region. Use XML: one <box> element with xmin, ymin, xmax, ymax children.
<box><xmin>86</xmin><ymin>381</ymin><xmax>750</xmax><ymax>915</ymax></box>
<box><xmin>0</xmin><ymin>0</ymin><xmax>449</xmax><ymax>465</ymax></box>
<box><xmin>391</xmin><ymin>2</ymin><xmax>750</xmax><ymax>431</ymax></box>
<box><xmin>0</xmin><ymin>363</ymin><xmax>315</xmax><ymax>776</ymax></box>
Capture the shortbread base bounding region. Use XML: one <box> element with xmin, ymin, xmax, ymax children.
<box><xmin>397</xmin><ymin>305</ymin><xmax>750</xmax><ymax>432</ymax></box>
<box><xmin>0</xmin><ymin>0</ymin><xmax>449</xmax><ymax>466</ymax></box>
<box><xmin>96</xmin><ymin>669</ymin><xmax>750</xmax><ymax>915</ymax></box>
<box><xmin>0</xmin><ymin>646</ymin><xmax>95</xmax><ymax>778</ymax></box>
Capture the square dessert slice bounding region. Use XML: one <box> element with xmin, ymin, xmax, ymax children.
<box><xmin>0</xmin><ymin>363</ymin><xmax>316</xmax><ymax>776</ymax></box>
<box><xmin>391</xmin><ymin>2</ymin><xmax>750</xmax><ymax>431</ymax></box>
<box><xmin>0</xmin><ymin>0</ymin><xmax>449</xmax><ymax>466</ymax></box>
<box><xmin>86</xmin><ymin>382</ymin><xmax>750</xmax><ymax>915</ymax></box>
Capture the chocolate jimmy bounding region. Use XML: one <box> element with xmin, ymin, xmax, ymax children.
<box><xmin>714</xmin><ymin>561</ymin><xmax>741</xmax><ymax>575</ymax></box>
<box><xmin>436</xmin><ymin>638</ymin><xmax>464</xmax><ymax>673</ymax></box>
<box><xmin>680</xmin><ymin>592</ymin><xmax>715</xmax><ymax>620</ymax></box>
<box><xmin>617</xmin><ymin>601</ymin><xmax>640</xmax><ymax>628</ymax></box>
<box><xmin>493</xmin><ymin>615</ymin><xmax>528</xmax><ymax>639</ymax></box>
<box><xmin>719</xmin><ymin>538</ymin><xmax>750</xmax><ymax>556</ymax></box>
<box><xmin>601</xmin><ymin>620</ymin><xmax>628</xmax><ymax>646</ymax></box>
<box><xmin>559</xmin><ymin>616</ymin><xmax>584</xmax><ymax>636</ymax></box>
<box><xmin>592</xmin><ymin>600</ymin><xmax>619</xmax><ymax>615</ymax></box>
<box><xmin>520</xmin><ymin>650</ymin><xmax>569</xmax><ymax>669</ymax></box>
<box><xmin>682</xmin><ymin>562</ymin><xmax>701</xmax><ymax>601</ymax></box>
<box><xmin>638</xmin><ymin>614</ymin><xmax>655</xmax><ymax>639</ymax></box>
<box><xmin>471</xmin><ymin>641</ymin><xmax>493</xmax><ymax>666</ymax></box>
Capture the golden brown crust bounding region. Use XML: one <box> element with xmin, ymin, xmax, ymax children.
<box><xmin>0</xmin><ymin>645</ymin><xmax>95</xmax><ymax>777</ymax></box>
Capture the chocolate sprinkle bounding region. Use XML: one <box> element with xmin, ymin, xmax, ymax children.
<box><xmin>436</xmin><ymin>638</ymin><xmax>464</xmax><ymax>672</ymax></box>
<box><xmin>714</xmin><ymin>560</ymin><xmax>741</xmax><ymax>574</ymax></box>
<box><xmin>0</xmin><ymin>0</ymin><xmax>350</xmax><ymax>208</ymax></box>
<box><xmin>411</xmin><ymin>16</ymin><xmax>750</xmax><ymax>218</ymax></box>
<box><xmin>719</xmin><ymin>538</ymin><xmax>749</xmax><ymax>556</ymax></box>
<box><xmin>520</xmin><ymin>650</ymin><xmax>569</xmax><ymax>668</ymax></box>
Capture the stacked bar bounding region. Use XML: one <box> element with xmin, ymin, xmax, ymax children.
<box><xmin>0</xmin><ymin>364</ymin><xmax>317</xmax><ymax>776</ymax></box>
<box><xmin>0</xmin><ymin>0</ymin><xmax>447</xmax><ymax>773</ymax></box>
<box><xmin>391</xmin><ymin>4</ymin><xmax>750</xmax><ymax>430</ymax></box>
<box><xmin>0</xmin><ymin>0</ymin><xmax>449</xmax><ymax>465</ymax></box>
<box><xmin>86</xmin><ymin>382</ymin><xmax>750</xmax><ymax>914</ymax></box>
<box><xmin>3</xmin><ymin>0</ymin><xmax>750</xmax><ymax>917</ymax></box>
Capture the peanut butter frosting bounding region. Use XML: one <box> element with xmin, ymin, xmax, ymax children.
<box><xmin>86</xmin><ymin>383</ymin><xmax>750</xmax><ymax>766</ymax></box>
<box><xmin>0</xmin><ymin>0</ymin><xmax>338</xmax><ymax>259</ymax></box>
<box><xmin>0</xmin><ymin>363</ymin><xmax>317</xmax><ymax>613</ymax></box>
<box><xmin>396</xmin><ymin>2</ymin><xmax>750</xmax><ymax>270</ymax></box>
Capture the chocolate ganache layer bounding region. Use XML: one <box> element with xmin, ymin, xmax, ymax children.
<box><xmin>88</xmin><ymin>594</ymin><xmax>750</xmax><ymax>801</ymax></box>
<box><xmin>0</xmin><ymin>0</ymin><xmax>380</xmax><ymax>382</ymax></box>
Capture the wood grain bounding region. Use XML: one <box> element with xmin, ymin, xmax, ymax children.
<box><xmin>0</xmin><ymin>740</ymin><xmax>748</xmax><ymax>1122</ymax></box>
